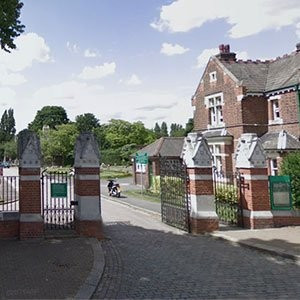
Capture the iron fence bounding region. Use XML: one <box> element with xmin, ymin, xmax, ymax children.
<box><xmin>0</xmin><ymin>176</ymin><xmax>19</xmax><ymax>212</ymax></box>
<box><xmin>42</xmin><ymin>170</ymin><xmax>75</xmax><ymax>229</ymax></box>
<box><xmin>213</xmin><ymin>170</ymin><xmax>243</xmax><ymax>226</ymax></box>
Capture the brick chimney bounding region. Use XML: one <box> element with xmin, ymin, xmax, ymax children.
<box><xmin>296</xmin><ymin>42</ymin><xmax>300</xmax><ymax>53</ymax></box>
<box><xmin>216</xmin><ymin>44</ymin><xmax>236</xmax><ymax>62</ymax></box>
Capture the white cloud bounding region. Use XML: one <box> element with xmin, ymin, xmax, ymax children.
<box><xmin>296</xmin><ymin>23</ymin><xmax>300</xmax><ymax>38</ymax></box>
<box><xmin>196</xmin><ymin>47</ymin><xmax>248</xmax><ymax>68</ymax></box>
<box><xmin>78</xmin><ymin>62</ymin><xmax>116</xmax><ymax>80</ymax></box>
<box><xmin>160</xmin><ymin>42</ymin><xmax>189</xmax><ymax>56</ymax></box>
<box><xmin>196</xmin><ymin>48</ymin><xmax>219</xmax><ymax>68</ymax></box>
<box><xmin>0</xmin><ymin>87</ymin><xmax>16</xmax><ymax>103</ymax></box>
<box><xmin>126</xmin><ymin>74</ymin><xmax>142</xmax><ymax>86</ymax></box>
<box><xmin>84</xmin><ymin>49</ymin><xmax>99</xmax><ymax>58</ymax></box>
<box><xmin>67</xmin><ymin>42</ymin><xmax>79</xmax><ymax>54</ymax></box>
<box><xmin>0</xmin><ymin>32</ymin><xmax>51</xmax><ymax>72</ymax></box>
<box><xmin>0</xmin><ymin>67</ymin><xmax>26</xmax><ymax>86</ymax></box>
<box><xmin>151</xmin><ymin>0</ymin><xmax>300</xmax><ymax>38</ymax></box>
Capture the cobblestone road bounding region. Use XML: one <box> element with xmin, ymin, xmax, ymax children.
<box><xmin>93</xmin><ymin>199</ymin><xmax>300</xmax><ymax>299</ymax></box>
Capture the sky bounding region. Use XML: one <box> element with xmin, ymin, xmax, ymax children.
<box><xmin>1</xmin><ymin>0</ymin><xmax>300</xmax><ymax>132</ymax></box>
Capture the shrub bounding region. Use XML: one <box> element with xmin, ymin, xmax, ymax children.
<box><xmin>215</xmin><ymin>186</ymin><xmax>238</xmax><ymax>203</ymax></box>
<box><xmin>280</xmin><ymin>152</ymin><xmax>300</xmax><ymax>208</ymax></box>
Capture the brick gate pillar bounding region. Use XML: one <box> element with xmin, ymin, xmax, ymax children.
<box><xmin>18</xmin><ymin>130</ymin><xmax>43</xmax><ymax>239</ymax></box>
<box><xmin>74</xmin><ymin>133</ymin><xmax>104</xmax><ymax>239</ymax></box>
<box><xmin>182</xmin><ymin>133</ymin><xmax>219</xmax><ymax>233</ymax></box>
<box><xmin>235</xmin><ymin>133</ymin><xmax>273</xmax><ymax>229</ymax></box>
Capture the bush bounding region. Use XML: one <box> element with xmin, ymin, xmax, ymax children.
<box><xmin>215</xmin><ymin>186</ymin><xmax>238</xmax><ymax>203</ymax></box>
<box><xmin>280</xmin><ymin>152</ymin><xmax>300</xmax><ymax>208</ymax></box>
<box><xmin>149</xmin><ymin>176</ymin><xmax>160</xmax><ymax>195</ymax></box>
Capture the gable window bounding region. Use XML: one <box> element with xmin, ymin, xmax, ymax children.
<box><xmin>209</xmin><ymin>71</ymin><xmax>217</xmax><ymax>82</ymax></box>
<box><xmin>207</xmin><ymin>94</ymin><xmax>224</xmax><ymax>127</ymax></box>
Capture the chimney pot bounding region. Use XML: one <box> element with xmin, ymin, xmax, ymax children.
<box><xmin>219</xmin><ymin>44</ymin><xmax>225</xmax><ymax>53</ymax></box>
<box><xmin>224</xmin><ymin>44</ymin><xmax>230</xmax><ymax>53</ymax></box>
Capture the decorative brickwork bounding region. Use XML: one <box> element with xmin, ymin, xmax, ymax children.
<box><xmin>74</xmin><ymin>133</ymin><xmax>104</xmax><ymax>240</ymax></box>
<box><xmin>18</xmin><ymin>131</ymin><xmax>43</xmax><ymax>239</ymax></box>
<box><xmin>182</xmin><ymin>133</ymin><xmax>219</xmax><ymax>233</ymax></box>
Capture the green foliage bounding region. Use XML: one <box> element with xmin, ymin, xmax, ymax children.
<box><xmin>28</xmin><ymin>106</ymin><xmax>69</xmax><ymax>132</ymax></box>
<box><xmin>2</xmin><ymin>139</ymin><xmax>17</xmax><ymax>160</ymax></box>
<box><xmin>0</xmin><ymin>108</ymin><xmax>16</xmax><ymax>142</ymax></box>
<box><xmin>98</xmin><ymin>119</ymin><xmax>156</xmax><ymax>165</ymax></box>
<box><xmin>40</xmin><ymin>123</ymin><xmax>79</xmax><ymax>166</ymax></box>
<box><xmin>185</xmin><ymin>118</ymin><xmax>194</xmax><ymax>135</ymax></box>
<box><xmin>149</xmin><ymin>175</ymin><xmax>161</xmax><ymax>195</ymax></box>
<box><xmin>0</xmin><ymin>0</ymin><xmax>25</xmax><ymax>52</ymax></box>
<box><xmin>160</xmin><ymin>122</ymin><xmax>168</xmax><ymax>137</ymax></box>
<box><xmin>170</xmin><ymin>123</ymin><xmax>185</xmax><ymax>137</ymax></box>
<box><xmin>215</xmin><ymin>186</ymin><xmax>238</xmax><ymax>203</ymax></box>
<box><xmin>280</xmin><ymin>152</ymin><xmax>300</xmax><ymax>208</ymax></box>
<box><xmin>75</xmin><ymin>113</ymin><xmax>100</xmax><ymax>133</ymax></box>
<box><xmin>154</xmin><ymin>123</ymin><xmax>161</xmax><ymax>138</ymax></box>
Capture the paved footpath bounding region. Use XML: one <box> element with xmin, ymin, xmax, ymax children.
<box><xmin>0</xmin><ymin>237</ymin><xmax>94</xmax><ymax>299</ymax></box>
<box><xmin>93</xmin><ymin>198</ymin><xmax>300</xmax><ymax>299</ymax></box>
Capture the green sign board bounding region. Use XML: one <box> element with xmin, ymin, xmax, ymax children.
<box><xmin>136</xmin><ymin>153</ymin><xmax>148</xmax><ymax>164</ymax></box>
<box><xmin>51</xmin><ymin>183</ymin><xmax>68</xmax><ymax>198</ymax></box>
<box><xmin>269</xmin><ymin>175</ymin><xmax>292</xmax><ymax>210</ymax></box>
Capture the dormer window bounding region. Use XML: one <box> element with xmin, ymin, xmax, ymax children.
<box><xmin>209</xmin><ymin>71</ymin><xmax>217</xmax><ymax>82</ymax></box>
<box><xmin>272</xmin><ymin>99</ymin><xmax>280</xmax><ymax>120</ymax></box>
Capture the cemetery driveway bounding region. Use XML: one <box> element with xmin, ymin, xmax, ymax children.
<box><xmin>93</xmin><ymin>198</ymin><xmax>300</xmax><ymax>299</ymax></box>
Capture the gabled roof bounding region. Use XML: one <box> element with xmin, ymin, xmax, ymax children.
<box><xmin>135</xmin><ymin>137</ymin><xmax>184</xmax><ymax>158</ymax></box>
<box><xmin>213</xmin><ymin>51</ymin><xmax>300</xmax><ymax>93</ymax></box>
<box><xmin>261</xmin><ymin>130</ymin><xmax>300</xmax><ymax>151</ymax></box>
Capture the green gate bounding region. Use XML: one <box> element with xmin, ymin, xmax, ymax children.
<box><xmin>269</xmin><ymin>175</ymin><xmax>292</xmax><ymax>210</ymax></box>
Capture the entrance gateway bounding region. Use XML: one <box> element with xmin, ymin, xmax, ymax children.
<box><xmin>159</xmin><ymin>157</ymin><xmax>191</xmax><ymax>232</ymax></box>
<box><xmin>41</xmin><ymin>169</ymin><xmax>76</xmax><ymax>230</ymax></box>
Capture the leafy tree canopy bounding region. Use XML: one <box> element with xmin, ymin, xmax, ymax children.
<box><xmin>28</xmin><ymin>106</ymin><xmax>69</xmax><ymax>132</ymax></box>
<box><xmin>170</xmin><ymin>123</ymin><xmax>185</xmax><ymax>137</ymax></box>
<box><xmin>0</xmin><ymin>108</ymin><xmax>16</xmax><ymax>142</ymax></box>
<box><xmin>160</xmin><ymin>121</ymin><xmax>168</xmax><ymax>137</ymax></box>
<box><xmin>0</xmin><ymin>0</ymin><xmax>25</xmax><ymax>52</ymax></box>
<box><xmin>40</xmin><ymin>123</ymin><xmax>78</xmax><ymax>166</ymax></box>
<box><xmin>75</xmin><ymin>113</ymin><xmax>100</xmax><ymax>133</ymax></box>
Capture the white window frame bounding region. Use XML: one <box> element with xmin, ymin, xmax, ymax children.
<box><xmin>209</xmin><ymin>144</ymin><xmax>223</xmax><ymax>172</ymax></box>
<box><xmin>268</xmin><ymin>95</ymin><xmax>283</xmax><ymax>124</ymax></box>
<box><xmin>205</xmin><ymin>92</ymin><xmax>225</xmax><ymax>129</ymax></box>
<box><xmin>209</xmin><ymin>71</ymin><xmax>217</xmax><ymax>83</ymax></box>
<box><xmin>270</xmin><ymin>158</ymin><xmax>278</xmax><ymax>176</ymax></box>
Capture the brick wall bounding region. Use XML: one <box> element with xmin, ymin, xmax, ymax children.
<box><xmin>268</xmin><ymin>91</ymin><xmax>300</xmax><ymax>138</ymax></box>
<box><xmin>0</xmin><ymin>220</ymin><xmax>19</xmax><ymax>238</ymax></box>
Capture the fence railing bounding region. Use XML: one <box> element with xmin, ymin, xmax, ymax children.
<box><xmin>0</xmin><ymin>176</ymin><xmax>19</xmax><ymax>212</ymax></box>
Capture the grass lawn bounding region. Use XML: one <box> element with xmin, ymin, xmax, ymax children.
<box><xmin>100</xmin><ymin>167</ymin><xmax>132</xmax><ymax>179</ymax></box>
<box><xmin>124</xmin><ymin>189</ymin><xmax>161</xmax><ymax>203</ymax></box>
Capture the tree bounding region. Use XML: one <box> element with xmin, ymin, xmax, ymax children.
<box><xmin>0</xmin><ymin>0</ymin><xmax>25</xmax><ymax>52</ymax></box>
<box><xmin>154</xmin><ymin>122</ymin><xmax>161</xmax><ymax>138</ymax></box>
<box><xmin>0</xmin><ymin>108</ymin><xmax>16</xmax><ymax>142</ymax></box>
<box><xmin>185</xmin><ymin>118</ymin><xmax>194</xmax><ymax>136</ymax></box>
<box><xmin>161</xmin><ymin>122</ymin><xmax>168</xmax><ymax>137</ymax></box>
<box><xmin>40</xmin><ymin>123</ymin><xmax>78</xmax><ymax>166</ymax></box>
<box><xmin>2</xmin><ymin>139</ymin><xmax>17</xmax><ymax>161</ymax></box>
<box><xmin>28</xmin><ymin>106</ymin><xmax>69</xmax><ymax>132</ymax></box>
<box><xmin>75</xmin><ymin>113</ymin><xmax>100</xmax><ymax>133</ymax></box>
<box><xmin>280</xmin><ymin>152</ymin><xmax>300</xmax><ymax>208</ymax></box>
<box><xmin>170</xmin><ymin>123</ymin><xmax>185</xmax><ymax>137</ymax></box>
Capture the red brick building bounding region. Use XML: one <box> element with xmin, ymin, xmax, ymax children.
<box><xmin>192</xmin><ymin>43</ymin><xmax>300</xmax><ymax>175</ymax></box>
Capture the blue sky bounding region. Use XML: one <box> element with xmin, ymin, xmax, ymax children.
<box><xmin>0</xmin><ymin>0</ymin><xmax>300</xmax><ymax>131</ymax></box>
